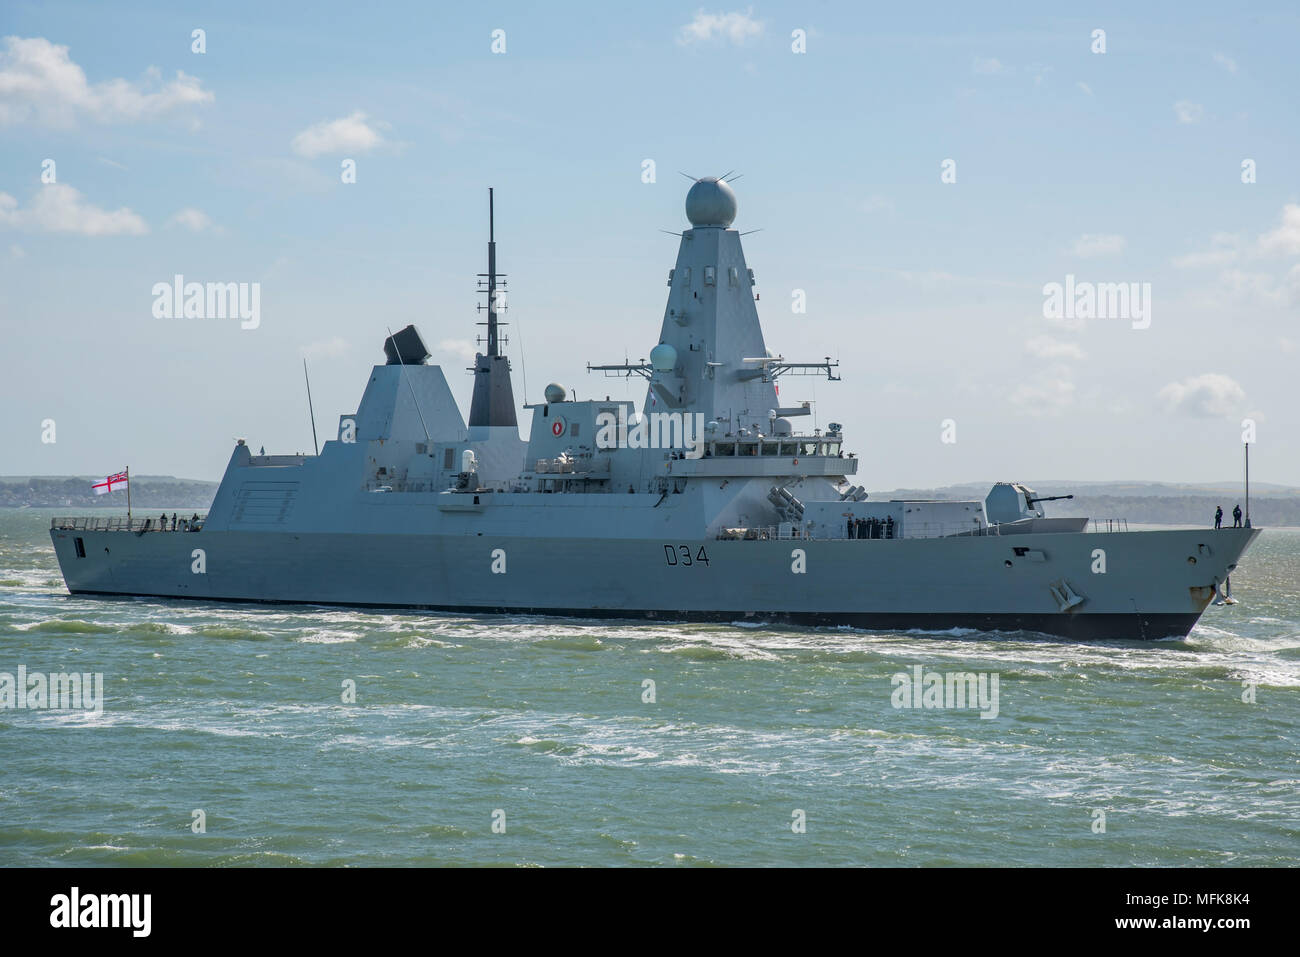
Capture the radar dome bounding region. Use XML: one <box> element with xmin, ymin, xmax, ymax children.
<box><xmin>544</xmin><ymin>383</ymin><xmax>567</xmax><ymax>403</ymax></box>
<box><xmin>649</xmin><ymin>343</ymin><xmax>678</xmax><ymax>372</ymax></box>
<box><xmin>685</xmin><ymin>177</ymin><xmax>738</xmax><ymax>228</ymax></box>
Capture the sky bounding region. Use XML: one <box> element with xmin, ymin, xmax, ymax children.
<box><xmin>1</xmin><ymin>1</ymin><xmax>1297</xmax><ymax>488</ymax></box>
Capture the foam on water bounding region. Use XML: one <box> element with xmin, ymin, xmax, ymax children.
<box><xmin>2</xmin><ymin>509</ymin><xmax>1298</xmax><ymax>866</ymax></box>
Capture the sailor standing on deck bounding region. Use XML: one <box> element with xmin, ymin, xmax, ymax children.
<box><xmin>1233</xmin><ymin>504</ymin><xmax>1243</xmax><ymax>527</ymax></box>
<box><xmin>1215</xmin><ymin>505</ymin><xmax>1223</xmax><ymax>529</ymax></box>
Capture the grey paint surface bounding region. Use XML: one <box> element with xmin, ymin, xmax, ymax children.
<box><xmin>50</xmin><ymin>181</ymin><xmax>1261</xmax><ymax>640</ymax></box>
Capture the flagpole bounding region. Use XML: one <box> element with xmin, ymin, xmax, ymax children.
<box><xmin>126</xmin><ymin>465</ymin><xmax>132</xmax><ymax>525</ymax></box>
<box><xmin>1244</xmin><ymin>443</ymin><xmax>1251</xmax><ymax>529</ymax></box>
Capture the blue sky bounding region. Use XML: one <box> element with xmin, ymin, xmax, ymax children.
<box><xmin>2</xmin><ymin>1</ymin><xmax>1297</xmax><ymax>487</ymax></box>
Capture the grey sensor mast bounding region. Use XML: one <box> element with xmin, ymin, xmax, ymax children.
<box><xmin>468</xmin><ymin>187</ymin><xmax>518</xmax><ymax>429</ymax></box>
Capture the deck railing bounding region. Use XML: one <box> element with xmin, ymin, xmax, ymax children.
<box><xmin>52</xmin><ymin>515</ymin><xmax>206</xmax><ymax>532</ymax></box>
<box><xmin>1087</xmin><ymin>518</ymin><xmax>1130</xmax><ymax>532</ymax></box>
<box><xmin>716</xmin><ymin>518</ymin><xmax>1133</xmax><ymax>541</ymax></box>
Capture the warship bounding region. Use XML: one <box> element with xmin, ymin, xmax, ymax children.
<box><xmin>51</xmin><ymin>178</ymin><xmax>1260</xmax><ymax>640</ymax></box>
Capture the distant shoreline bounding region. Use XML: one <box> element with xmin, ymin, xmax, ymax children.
<box><xmin>0</xmin><ymin>476</ymin><xmax>217</xmax><ymax>511</ymax></box>
<box><xmin>5</xmin><ymin>476</ymin><xmax>1300</xmax><ymax>527</ymax></box>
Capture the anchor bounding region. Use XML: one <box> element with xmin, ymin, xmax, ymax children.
<box><xmin>1048</xmin><ymin>579</ymin><xmax>1085</xmax><ymax>613</ymax></box>
<box><xmin>1213</xmin><ymin>575</ymin><xmax>1239</xmax><ymax>606</ymax></box>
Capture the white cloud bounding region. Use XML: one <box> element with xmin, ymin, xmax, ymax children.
<box><xmin>167</xmin><ymin>207</ymin><xmax>212</xmax><ymax>232</ymax></box>
<box><xmin>972</xmin><ymin>57</ymin><xmax>1007</xmax><ymax>75</ymax></box>
<box><xmin>0</xmin><ymin>184</ymin><xmax>147</xmax><ymax>236</ymax></box>
<box><xmin>1173</xmin><ymin>100</ymin><xmax>1204</xmax><ymax>124</ymax></box>
<box><xmin>1171</xmin><ymin>249</ymin><xmax>1238</xmax><ymax>269</ymax></box>
<box><xmin>1072</xmin><ymin>233</ymin><xmax>1126</xmax><ymax>258</ymax></box>
<box><xmin>1076</xmin><ymin>81</ymin><xmax>1093</xmax><ymax>95</ymax></box>
<box><xmin>291</xmin><ymin>111</ymin><xmax>386</xmax><ymax>158</ymax></box>
<box><xmin>1258</xmin><ymin>203</ymin><xmax>1300</xmax><ymax>256</ymax></box>
<box><xmin>1158</xmin><ymin>373</ymin><xmax>1246</xmax><ymax>418</ymax></box>
<box><xmin>1215</xmin><ymin>266</ymin><xmax>1300</xmax><ymax>307</ymax></box>
<box><xmin>677</xmin><ymin>9</ymin><xmax>764</xmax><ymax>46</ymax></box>
<box><xmin>1172</xmin><ymin>232</ymin><xmax>1243</xmax><ymax>268</ymax></box>
<box><xmin>0</xmin><ymin>36</ymin><xmax>212</xmax><ymax>126</ymax></box>
<box><xmin>1025</xmin><ymin>336</ymin><xmax>1086</xmax><ymax>360</ymax></box>
<box><xmin>1176</xmin><ymin>207</ymin><xmax>1300</xmax><ymax>275</ymax></box>
<box><xmin>438</xmin><ymin>338</ymin><xmax>478</xmax><ymax>362</ymax></box>
<box><xmin>1218</xmin><ymin>269</ymin><xmax>1278</xmax><ymax>304</ymax></box>
<box><xmin>1043</xmin><ymin>312</ymin><xmax>1086</xmax><ymax>332</ymax></box>
<box><xmin>1213</xmin><ymin>52</ymin><xmax>1237</xmax><ymax>74</ymax></box>
<box><xmin>302</xmin><ymin>337</ymin><xmax>351</xmax><ymax>361</ymax></box>
<box><xmin>1009</xmin><ymin>365</ymin><xmax>1076</xmax><ymax>415</ymax></box>
<box><xmin>9</xmin><ymin>243</ymin><xmax>23</xmax><ymax>259</ymax></box>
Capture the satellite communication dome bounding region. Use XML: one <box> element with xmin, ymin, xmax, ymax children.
<box><xmin>649</xmin><ymin>343</ymin><xmax>678</xmax><ymax>372</ymax></box>
<box><xmin>685</xmin><ymin>177</ymin><xmax>738</xmax><ymax>228</ymax></box>
<box><xmin>544</xmin><ymin>383</ymin><xmax>567</xmax><ymax>403</ymax></box>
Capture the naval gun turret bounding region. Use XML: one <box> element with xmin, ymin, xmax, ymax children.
<box><xmin>985</xmin><ymin>483</ymin><xmax>1074</xmax><ymax>524</ymax></box>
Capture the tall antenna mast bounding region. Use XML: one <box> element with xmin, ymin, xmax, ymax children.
<box><xmin>468</xmin><ymin>187</ymin><xmax>518</xmax><ymax>429</ymax></box>
<box><xmin>303</xmin><ymin>358</ymin><xmax>320</xmax><ymax>456</ymax></box>
<box><xmin>487</xmin><ymin>188</ymin><xmax>499</xmax><ymax>357</ymax></box>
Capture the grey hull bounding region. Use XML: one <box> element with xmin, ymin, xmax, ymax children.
<box><xmin>51</xmin><ymin>525</ymin><xmax>1259</xmax><ymax>641</ymax></box>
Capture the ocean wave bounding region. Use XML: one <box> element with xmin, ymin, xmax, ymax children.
<box><xmin>295</xmin><ymin>630</ymin><xmax>362</xmax><ymax>644</ymax></box>
<box><xmin>530</xmin><ymin>635</ymin><xmax>606</xmax><ymax>652</ymax></box>
<box><xmin>10</xmin><ymin>618</ymin><xmax>117</xmax><ymax>634</ymax></box>
<box><xmin>191</xmin><ymin>625</ymin><xmax>276</xmax><ymax>641</ymax></box>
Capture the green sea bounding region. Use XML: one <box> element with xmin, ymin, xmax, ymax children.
<box><xmin>2</xmin><ymin>508</ymin><xmax>1297</xmax><ymax>866</ymax></box>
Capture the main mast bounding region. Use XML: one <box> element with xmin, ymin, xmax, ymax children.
<box><xmin>588</xmin><ymin>176</ymin><xmax>837</xmax><ymax>432</ymax></box>
<box><xmin>468</xmin><ymin>187</ymin><xmax>518</xmax><ymax>429</ymax></box>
